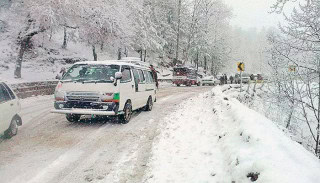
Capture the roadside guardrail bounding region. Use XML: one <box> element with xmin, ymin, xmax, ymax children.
<box><xmin>10</xmin><ymin>81</ymin><xmax>59</xmax><ymax>99</ymax></box>
<box><xmin>10</xmin><ymin>79</ymin><xmax>173</xmax><ymax>99</ymax></box>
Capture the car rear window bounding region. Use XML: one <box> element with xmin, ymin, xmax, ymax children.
<box><xmin>2</xmin><ymin>83</ymin><xmax>15</xmax><ymax>99</ymax></box>
<box><xmin>0</xmin><ymin>83</ymin><xmax>12</xmax><ymax>103</ymax></box>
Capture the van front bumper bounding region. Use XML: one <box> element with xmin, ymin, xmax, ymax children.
<box><xmin>51</xmin><ymin>109</ymin><xmax>117</xmax><ymax>116</ymax></box>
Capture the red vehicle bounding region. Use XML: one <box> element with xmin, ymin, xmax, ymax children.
<box><xmin>172</xmin><ymin>67</ymin><xmax>200</xmax><ymax>86</ymax></box>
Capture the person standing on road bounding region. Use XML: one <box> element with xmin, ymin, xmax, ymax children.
<box><xmin>220</xmin><ymin>76</ymin><xmax>224</xmax><ymax>85</ymax></box>
<box><xmin>56</xmin><ymin>67</ymin><xmax>67</xmax><ymax>79</ymax></box>
<box><xmin>235</xmin><ymin>74</ymin><xmax>239</xmax><ymax>84</ymax></box>
<box><xmin>250</xmin><ymin>74</ymin><xmax>254</xmax><ymax>81</ymax></box>
<box><xmin>229</xmin><ymin>75</ymin><xmax>234</xmax><ymax>84</ymax></box>
<box><xmin>150</xmin><ymin>65</ymin><xmax>159</xmax><ymax>89</ymax></box>
<box><xmin>224</xmin><ymin>74</ymin><xmax>228</xmax><ymax>84</ymax></box>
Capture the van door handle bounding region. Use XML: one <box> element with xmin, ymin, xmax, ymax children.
<box><xmin>10</xmin><ymin>103</ymin><xmax>14</xmax><ymax>106</ymax></box>
<box><xmin>132</xmin><ymin>85</ymin><xmax>134</xmax><ymax>88</ymax></box>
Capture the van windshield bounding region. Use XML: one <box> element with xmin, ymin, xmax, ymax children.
<box><xmin>62</xmin><ymin>64</ymin><xmax>120</xmax><ymax>83</ymax></box>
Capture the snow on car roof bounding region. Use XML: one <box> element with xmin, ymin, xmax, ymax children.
<box><xmin>75</xmin><ymin>60</ymin><xmax>151</xmax><ymax>69</ymax></box>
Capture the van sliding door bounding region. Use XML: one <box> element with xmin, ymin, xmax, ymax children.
<box><xmin>136</xmin><ymin>69</ymin><xmax>147</xmax><ymax>107</ymax></box>
<box><xmin>119</xmin><ymin>66</ymin><xmax>136</xmax><ymax>110</ymax></box>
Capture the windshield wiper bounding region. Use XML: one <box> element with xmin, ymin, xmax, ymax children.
<box><xmin>82</xmin><ymin>79</ymin><xmax>112</xmax><ymax>83</ymax></box>
<box><xmin>96</xmin><ymin>79</ymin><xmax>113</xmax><ymax>83</ymax></box>
<box><xmin>60</xmin><ymin>79</ymin><xmax>74</xmax><ymax>83</ymax></box>
<box><xmin>73</xmin><ymin>78</ymin><xmax>87</xmax><ymax>83</ymax></box>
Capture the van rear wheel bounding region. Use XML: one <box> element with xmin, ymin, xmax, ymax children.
<box><xmin>144</xmin><ymin>97</ymin><xmax>153</xmax><ymax>111</ymax></box>
<box><xmin>119</xmin><ymin>103</ymin><xmax>132</xmax><ymax>124</ymax></box>
<box><xmin>66</xmin><ymin>114</ymin><xmax>81</xmax><ymax>122</ymax></box>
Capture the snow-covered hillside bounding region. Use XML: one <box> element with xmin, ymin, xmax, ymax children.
<box><xmin>145</xmin><ymin>86</ymin><xmax>320</xmax><ymax>182</ymax></box>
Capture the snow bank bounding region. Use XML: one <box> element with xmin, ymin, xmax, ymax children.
<box><xmin>212</xmin><ymin>86</ymin><xmax>320</xmax><ymax>182</ymax></box>
<box><xmin>145</xmin><ymin>92</ymin><xmax>230</xmax><ymax>182</ymax></box>
<box><xmin>146</xmin><ymin>85</ymin><xmax>320</xmax><ymax>183</ymax></box>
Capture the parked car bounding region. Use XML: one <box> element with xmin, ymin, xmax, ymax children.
<box><xmin>173</xmin><ymin>66</ymin><xmax>200</xmax><ymax>86</ymax></box>
<box><xmin>0</xmin><ymin>82</ymin><xmax>22</xmax><ymax>138</ymax></box>
<box><xmin>202</xmin><ymin>76</ymin><xmax>215</xmax><ymax>86</ymax></box>
<box><xmin>235</xmin><ymin>74</ymin><xmax>240</xmax><ymax>84</ymax></box>
<box><xmin>51</xmin><ymin>59</ymin><xmax>157</xmax><ymax>124</ymax></box>
<box><xmin>241</xmin><ymin>73</ymin><xmax>250</xmax><ymax>84</ymax></box>
<box><xmin>234</xmin><ymin>73</ymin><xmax>250</xmax><ymax>84</ymax></box>
<box><xmin>214</xmin><ymin>77</ymin><xmax>221</xmax><ymax>85</ymax></box>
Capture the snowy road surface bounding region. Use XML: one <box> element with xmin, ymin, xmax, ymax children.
<box><xmin>0</xmin><ymin>86</ymin><xmax>211</xmax><ymax>183</ymax></box>
<box><xmin>1</xmin><ymin>85</ymin><xmax>320</xmax><ymax>183</ymax></box>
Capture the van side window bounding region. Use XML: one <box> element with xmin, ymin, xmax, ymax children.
<box><xmin>137</xmin><ymin>70</ymin><xmax>145</xmax><ymax>83</ymax></box>
<box><xmin>0</xmin><ymin>83</ymin><xmax>12</xmax><ymax>103</ymax></box>
<box><xmin>144</xmin><ymin>71</ymin><xmax>151</xmax><ymax>83</ymax></box>
<box><xmin>132</xmin><ymin>69</ymin><xmax>139</xmax><ymax>91</ymax></box>
<box><xmin>121</xmin><ymin>67</ymin><xmax>132</xmax><ymax>83</ymax></box>
<box><xmin>132</xmin><ymin>69</ymin><xmax>140</xmax><ymax>83</ymax></box>
<box><xmin>2</xmin><ymin>83</ymin><xmax>16</xmax><ymax>99</ymax></box>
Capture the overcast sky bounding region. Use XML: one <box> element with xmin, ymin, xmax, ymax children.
<box><xmin>223</xmin><ymin>0</ymin><xmax>285</xmax><ymax>30</ymax></box>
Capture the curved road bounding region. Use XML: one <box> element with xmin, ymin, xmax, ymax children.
<box><xmin>0</xmin><ymin>86</ymin><xmax>211</xmax><ymax>183</ymax></box>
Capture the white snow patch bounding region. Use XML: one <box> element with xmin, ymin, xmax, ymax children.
<box><xmin>146</xmin><ymin>85</ymin><xmax>320</xmax><ymax>183</ymax></box>
<box><xmin>146</xmin><ymin>92</ymin><xmax>230</xmax><ymax>182</ymax></box>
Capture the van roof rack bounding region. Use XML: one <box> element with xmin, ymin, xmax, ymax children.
<box><xmin>118</xmin><ymin>57</ymin><xmax>151</xmax><ymax>68</ymax></box>
<box><xmin>121</xmin><ymin>57</ymin><xmax>141</xmax><ymax>61</ymax></box>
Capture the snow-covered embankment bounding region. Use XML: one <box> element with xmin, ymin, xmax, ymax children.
<box><xmin>145</xmin><ymin>86</ymin><xmax>320</xmax><ymax>183</ymax></box>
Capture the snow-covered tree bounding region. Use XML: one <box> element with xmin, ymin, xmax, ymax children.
<box><xmin>268</xmin><ymin>0</ymin><xmax>320</xmax><ymax>157</ymax></box>
<box><xmin>10</xmin><ymin>0</ymin><xmax>81</xmax><ymax>78</ymax></box>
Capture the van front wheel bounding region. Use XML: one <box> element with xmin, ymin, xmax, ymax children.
<box><xmin>119</xmin><ymin>103</ymin><xmax>132</xmax><ymax>124</ymax></box>
<box><xmin>144</xmin><ymin>97</ymin><xmax>153</xmax><ymax>111</ymax></box>
<box><xmin>66</xmin><ymin>114</ymin><xmax>81</xmax><ymax>122</ymax></box>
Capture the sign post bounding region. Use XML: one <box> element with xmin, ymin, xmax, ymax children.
<box><xmin>237</xmin><ymin>62</ymin><xmax>245</xmax><ymax>92</ymax></box>
<box><xmin>287</xmin><ymin>65</ymin><xmax>297</xmax><ymax>128</ymax></box>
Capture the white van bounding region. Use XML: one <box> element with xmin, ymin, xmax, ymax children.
<box><xmin>51</xmin><ymin>60</ymin><xmax>157</xmax><ymax>124</ymax></box>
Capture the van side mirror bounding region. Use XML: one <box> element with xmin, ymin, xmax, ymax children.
<box><xmin>115</xmin><ymin>72</ymin><xmax>122</xmax><ymax>80</ymax></box>
<box><xmin>114</xmin><ymin>72</ymin><xmax>122</xmax><ymax>86</ymax></box>
<box><xmin>56</xmin><ymin>75</ymin><xmax>62</xmax><ymax>80</ymax></box>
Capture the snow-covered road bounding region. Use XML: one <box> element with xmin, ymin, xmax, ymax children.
<box><xmin>1</xmin><ymin>85</ymin><xmax>320</xmax><ymax>183</ymax></box>
<box><xmin>0</xmin><ymin>86</ymin><xmax>211</xmax><ymax>183</ymax></box>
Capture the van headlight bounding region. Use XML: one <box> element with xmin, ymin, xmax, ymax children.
<box><xmin>100</xmin><ymin>92</ymin><xmax>120</xmax><ymax>103</ymax></box>
<box><xmin>55</xmin><ymin>90</ymin><xmax>66</xmax><ymax>101</ymax></box>
<box><xmin>100</xmin><ymin>93</ymin><xmax>114</xmax><ymax>102</ymax></box>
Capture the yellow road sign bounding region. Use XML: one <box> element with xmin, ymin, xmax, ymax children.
<box><xmin>237</xmin><ymin>62</ymin><xmax>244</xmax><ymax>71</ymax></box>
<box><xmin>289</xmin><ymin>65</ymin><xmax>296</xmax><ymax>72</ymax></box>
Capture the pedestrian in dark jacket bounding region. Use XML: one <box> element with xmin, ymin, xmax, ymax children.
<box><xmin>250</xmin><ymin>74</ymin><xmax>254</xmax><ymax>81</ymax></box>
<box><xmin>224</xmin><ymin>74</ymin><xmax>228</xmax><ymax>84</ymax></box>
<box><xmin>229</xmin><ymin>75</ymin><xmax>234</xmax><ymax>84</ymax></box>
<box><xmin>220</xmin><ymin>76</ymin><xmax>224</xmax><ymax>85</ymax></box>
<box><xmin>150</xmin><ymin>65</ymin><xmax>159</xmax><ymax>89</ymax></box>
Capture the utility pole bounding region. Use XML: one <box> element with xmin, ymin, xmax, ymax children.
<box><xmin>175</xmin><ymin>0</ymin><xmax>182</xmax><ymax>62</ymax></box>
<box><xmin>316</xmin><ymin>58</ymin><xmax>320</xmax><ymax>158</ymax></box>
